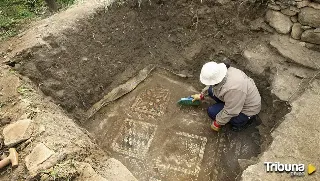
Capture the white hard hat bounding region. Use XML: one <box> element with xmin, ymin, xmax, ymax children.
<box><xmin>200</xmin><ymin>62</ymin><xmax>227</xmax><ymax>85</ymax></box>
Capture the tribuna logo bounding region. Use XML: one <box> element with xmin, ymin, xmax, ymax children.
<box><xmin>264</xmin><ymin>162</ymin><xmax>305</xmax><ymax>177</ymax></box>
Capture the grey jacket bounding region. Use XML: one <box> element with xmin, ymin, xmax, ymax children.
<box><xmin>206</xmin><ymin>67</ymin><xmax>261</xmax><ymax>125</ymax></box>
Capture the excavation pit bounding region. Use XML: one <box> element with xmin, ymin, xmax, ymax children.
<box><xmin>84</xmin><ymin>68</ymin><xmax>261</xmax><ymax>180</ymax></box>
<box><xmin>8</xmin><ymin>1</ymin><xmax>293</xmax><ymax>180</ymax></box>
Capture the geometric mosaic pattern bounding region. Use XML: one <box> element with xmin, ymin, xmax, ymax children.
<box><xmin>112</xmin><ymin>119</ymin><xmax>157</xmax><ymax>159</ymax></box>
<box><xmin>131</xmin><ymin>86</ymin><xmax>170</xmax><ymax>117</ymax></box>
<box><xmin>155</xmin><ymin>132</ymin><xmax>207</xmax><ymax>176</ymax></box>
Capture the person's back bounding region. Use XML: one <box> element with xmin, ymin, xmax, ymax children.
<box><xmin>191</xmin><ymin>62</ymin><xmax>262</xmax><ymax>132</ymax></box>
<box><xmin>217</xmin><ymin>67</ymin><xmax>261</xmax><ymax>117</ymax></box>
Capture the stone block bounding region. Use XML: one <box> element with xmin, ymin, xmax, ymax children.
<box><xmin>291</xmin><ymin>23</ymin><xmax>303</xmax><ymax>39</ymax></box>
<box><xmin>25</xmin><ymin>143</ymin><xmax>55</xmax><ymax>174</ymax></box>
<box><xmin>266</xmin><ymin>10</ymin><xmax>293</xmax><ymax>34</ymax></box>
<box><xmin>3</xmin><ymin>119</ymin><xmax>32</xmax><ymax>147</ymax></box>
<box><xmin>298</xmin><ymin>7</ymin><xmax>320</xmax><ymax>27</ymax></box>
<box><xmin>301</xmin><ymin>29</ymin><xmax>320</xmax><ymax>44</ymax></box>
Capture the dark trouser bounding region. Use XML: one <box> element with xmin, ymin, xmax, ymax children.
<box><xmin>207</xmin><ymin>86</ymin><xmax>250</xmax><ymax>127</ymax></box>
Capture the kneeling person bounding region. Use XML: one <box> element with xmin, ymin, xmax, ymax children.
<box><xmin>192</xmin><ymin>62</ymin><xmax>261</xmax><ymax>132</ymax></box>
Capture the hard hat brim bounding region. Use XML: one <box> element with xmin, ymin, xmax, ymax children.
<box><xmin>200</xmin><ymin>63</ymin><xmax>227</xmax><ymax>85</ymax></box>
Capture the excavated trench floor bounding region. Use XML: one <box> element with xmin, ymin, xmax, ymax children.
<box><xmin>84</xmin><ymin>69</ymin><xmax>261</xmax><ymax>181</ymax></box>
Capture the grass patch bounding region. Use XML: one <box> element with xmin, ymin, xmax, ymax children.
<box><xmin>0</xmin><ymin>0</ymin><xmax>75</xmax><ymax>41</ymax></box>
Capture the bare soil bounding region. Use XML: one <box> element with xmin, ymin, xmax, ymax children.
<box><xmin>14</xmin><ymin>0</ymin><xmax>268</xmax><ymax>119</ymax></box>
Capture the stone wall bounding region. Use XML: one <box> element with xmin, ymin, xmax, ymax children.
<box><xmin>266</xmin><ymin>0</ymin><xmax>320</xmax><ymax>46</ymax></box>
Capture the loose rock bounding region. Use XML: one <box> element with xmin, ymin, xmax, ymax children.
<box><xmin>301</xmin><ymin>29</ymin><xmax>320</xmax><ymax>44</ymax></box>
<box><xmin>216</xmin><ymin>0</ymin><xmax>231</xmax><ymax>5</ymax></box>
<box><xmin>243</xmin><ymin>44</ymin><xmax>275</xmax><ymax>75</ymax></box>
<box><xmin>290</xmin><ymin>6</ymin><xmax>300</xmax><ymax>13</ymax></box>
<box><xmin>266</xmin><ymin>10</ymin><xmax>293</xmax><ymax>34</ymax></box>
<box><xmin>298</xmin><ymin>7</ymin><xmax>320</xmax><ymax>27</ymax></box>
<box><xmin>281</xmin><ymin>8</ymin><xmax>297</xmax><ymax>16</ymax></box>
<box><xmin>291</xmin><ymin>23</ymin><xmax>303</xmax><ymax>39</ymax></box>
<box><xmin>268</xmin><ymin>4</ymin><xmax>281</xmax><ymax>11</ymax></box>
<box><xmin>301</xmin><ymin>25</ymin><xmax>313</xmax><ymax>30</ymax></box>
<box><xmin>249</xmin><ymin>18</ymin><xmax>274</xmax><ymax>33</ymax></box>
<box><xmin>3</xmin><ymin>119</ymin><xmax>32</xmax><ymax>147</ymax></box>
<box><xmin>25</xmin><ymin>143</ymin><xmax>55</xmax><ymax>174</ymax></box>
<box><xmin>291</xmin><ymin>16</ymin><xmax>298</xmax><ymax>23</ymax></box>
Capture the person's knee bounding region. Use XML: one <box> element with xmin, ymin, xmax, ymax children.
<box><xmin>207</xmin><ymin>107</ymin><xmax>216</xmax><ymax>120</ymax></box>
<box><xmin>207</xmin><ymin>103</ymin><xmax>224</xmax><ymax>120</ymax></box>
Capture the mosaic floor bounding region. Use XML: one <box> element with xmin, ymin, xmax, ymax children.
<box><xmin>84</xmin><ymin>70</ymin><xmax>260</xmax><ymax>181</ymax></box>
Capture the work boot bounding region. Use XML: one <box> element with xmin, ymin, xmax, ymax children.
<box><xmin>231</xmin><ymin>117</ymin><xmax>255</xmax><ymax>132</ymax></box>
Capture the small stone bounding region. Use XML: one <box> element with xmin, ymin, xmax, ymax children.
<box><xmin>268</xmin><ymin>4</ymin><xmax>281</xmax><ymax>10</ymax></box>
<box><xmin>302</xmin><ymin>25</ymin><xmax>312</xmax><ymax>30</ymax></box>
<box><xmin>55</xmin><ymin>90</ymin><xmax>65</xmax><ymax>99</ymax></box>
<box><xmin>216</xmin><ymin>0</ymin><xmax>231</xmax><ymax>5</ymax></box>
<box><xmin>243</xmin><ymin>44</ymin><xmax>273</xmax><ymax>75</ymax></box>
<box><xmin>291</xmin><ymin>23</ymin><xmax>303</xmax><ymax>39</ymax></box>
<box><xmin>291</xmin><ymin>16</ymin><xmax>298</xmax><ymax>23</ymax></box>
<box><xmin>3</xmin><ymin>119</ymin><xmax>32</xmax><ymax>147</ymax></box>
<box><xmin>7</xmin><ymin>47</ymin><xmax>12</xmax><ymax>52</ymax></box>
<box><xmin>280</xmin><ymin>4</ymin><xmax>290</xmax><ymax>9</ymax></box>
<box><xmin>25</xmin><ymin>143</ymin><xmax>54</xmax><ymax>174</ymax></box>
<box><xmin>315</xmin><ymin>28</ymin><xmax>320</xmax><ymax>33</ymax></box>
<box><xmin>249</xmin><ymin>18</ymin><xmax>275</xmax><ymax>33</ymax></box>
<box><xmin>81</xmin><ymin>57</ymin><xmax>88</xmax><ymax>61</ymax></box>
<box><xmin>298</xmin><ymin>41</ymin><xmax>307</xmax><ymax>46</ymax></box>
<box><xmin>40</xmin><ymin>174</ymin><xmax>50</xmax><ymax>181</ymax></box>
<box><xmin>281</xmin><ymin>8</ymin><xmax>297</xmax><ymax>16</ymax></box>
<box><xmin>266</xmin><ymin>10</ymin><xmax>293</xmax><ymax>34</ymax></box>
<box><xmin>297</xmin><ymin>0</ymin><xmax>310</xmax><ymax>8</ymax></box>
<box><xmin>301</xmin><ymin>30</ymin><xmax>320</xmax><ymax>44</ymax></box>
<box><xmin>298</xmin><ymin>7</ymin><xmax>320</xmax><ymax>27</ymax></box>
<box><xmin>289</xmin><ymin>6</ymin><xmax>300</xmax><ymax>13</ymax></box>
<box><xmin>39</xmin><ymin>125</ymin><xmax>46</xmax><ymax>134</ymax></box>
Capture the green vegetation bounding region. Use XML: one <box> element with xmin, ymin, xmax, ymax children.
<box><xmin>0</xmin><ymin>0</ymin><xmax>75</xmax><ymax>41</ymax></box>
